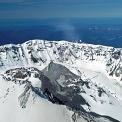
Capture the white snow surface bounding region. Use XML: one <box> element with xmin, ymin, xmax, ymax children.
<box><xmin>0</xmin><ymin>39</ymin><xmax>122</xmax><ymax>122</ymax></box>
<box><xmin>0</xmin><ymin>76</ymin><xmax>72</xmax><ymax>122</ymax></box>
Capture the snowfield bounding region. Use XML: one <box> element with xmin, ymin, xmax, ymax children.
<box><xmin>0</xmin><ymin>76</ymin><xmax>72</xmax><ymax>122</ymax></box>
<box><xmin>0</xmin><ymin>39</ymin><xmax>122</xmax><ymax>122</ymax></box>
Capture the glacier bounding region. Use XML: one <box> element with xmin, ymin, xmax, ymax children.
<box><xmin>0</xmin><ymin>39</ymin><xmax>122</xmax><ymax>122</ymax></box>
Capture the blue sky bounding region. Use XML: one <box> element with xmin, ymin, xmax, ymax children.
<box><xmin>0</xmin><ymin>0</ymin><xmax>122</xmax><ymax>19</ymax></box>
<box><xmin>0</xmin><ymin>0</ymin><xmax>122</xmax><ymax>47</ymax></box>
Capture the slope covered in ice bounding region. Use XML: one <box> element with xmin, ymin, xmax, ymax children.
<box><xmin>0</xmin><ymin>39</ymin><xmax>122</xmax><ymax>122</ymax></box>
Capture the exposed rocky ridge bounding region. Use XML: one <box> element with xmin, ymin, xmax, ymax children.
<box><xmin>0</xmin><ymin>40</ymin><xmax>121</xmax><ymax>81</ymax></box>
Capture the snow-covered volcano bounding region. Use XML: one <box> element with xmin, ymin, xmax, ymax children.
<box><xmin>0</xmin><ymin>40</ymin><xmax>122</xmax><ymax>122</ymax></box>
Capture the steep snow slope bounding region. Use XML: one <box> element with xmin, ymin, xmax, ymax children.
<box><xmin>0</xmin><ymin>75</ymin><xmax>73</xmax><ymax>122</ymax></box>
<box><xmin>0</xmin><ymin>39</ymin><xmax>122</xmax><ymax>122</ymax></box>
<box><xmin>1</xmin><ymin>65</ymin><xmax>119</xmax><ymax>122</ymax></box>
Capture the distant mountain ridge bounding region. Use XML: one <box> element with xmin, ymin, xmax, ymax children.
<box><xmin>0</xmin><ymin>39</ymin><xmax>121</xmax><ymax>81</ymax></box>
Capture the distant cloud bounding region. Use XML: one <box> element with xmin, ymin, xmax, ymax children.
<box><xmin>55</xmin><ymin>22</ymin><xmax>80</xmax><ymax>41</ymax></box>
